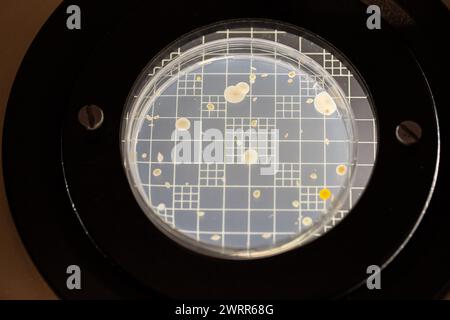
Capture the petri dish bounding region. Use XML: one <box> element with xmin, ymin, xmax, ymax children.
<box><xmin>121</xmin><ymin>24</ymin><xmax>377</xmax><ymax>259</ymax></box>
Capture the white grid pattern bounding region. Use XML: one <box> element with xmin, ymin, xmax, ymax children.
<box><xmin>200</xmin><ymin>163</ymin><xmax>225</xmax><ymax>186</ymax></box>
<box><xmin>324</xmin><ymin>53</ymin><xmax>350</xmax><ymax>77</ymax></box>
<box><xmin>174</xmin><ymin>186</ymin><xmax>199</xmax><ymax>210</ymax></box>
<box><xmin>132</xmin><ymin>27</ymin><xmax>377</xmax><ymax>254</ymax></box>
<box><xmin>275</xmin><ymin>163</ymin><xmax>300</xmax><ymax>187</ymax></box>
<box><xmin>202</xmin><ymin>95</ymin><xmax>227</xmax><ymax>118</ymax></box>
<box><xmin>275</xmin><ymin>96</ymin><xmax>301</xmax><ymax>118</ymax></box>
<box><xmin>177</xmin><ymin>73</ymin><xmax>203</xmax><ymax>96</ymax></box>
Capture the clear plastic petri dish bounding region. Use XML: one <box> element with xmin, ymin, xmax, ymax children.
<box><xmin>121</xmin><ymin>25</ymin><xmax>377</xmax><ymax>259</ymax></box>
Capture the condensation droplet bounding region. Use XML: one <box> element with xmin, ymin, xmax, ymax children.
<box><xmin>197</xmin><ymin>211</ymin><xmax>205</xmax><ymax>217</ymax></box>
<box><xmin>314</xmin><ymin>91</ymin><xmax>337</xmax><ymax>116</ymax></box>
<box><xmin>336</xmin><ymin>164</ymin><xmax>347</xmax><ymax>176</ymax></box>
<box><xmin>319</xmin><ymin>188</ymin><xmax>332</xmax><ymax>201</ymax></box>
<box><xmin>224</xmin><ymin>84</ymin><xmax>246</xmax><ymax>104</ymax></box>
<box><xmin>175</xmin><ymin>117</ymin><xmax>191</xmax><ymax>130</ymax></box>
<box><xmin>302</xmin><ymin>217</ymin><xmax>313</xmax><ymax>227</ymax></box>
<box><xmin>211</xmin><ymin>234</ymin><xmax>221</xmax><ymax>241</ymax></box>
<box><xmin>236</xmin><ymin>82</ymin><xmax>250</xmax><ymax>94</ymax></box>
<box><xmin>253</xmin><ymin>189</ymin><xmax>261</xmax><ymax>199</ymax></box>
<box><xmin>243</xmin><ymin>149</ymin><xmax>258</xmax><ymax>165</ymax></box>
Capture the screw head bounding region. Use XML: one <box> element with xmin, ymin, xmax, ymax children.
<box><xmin>396</xmin><ymin>120</ymin><xmax>422</xmax><ymax>146</ymax></box>
<box><xmin>78</xmin><ymin>105</ymin><xmax>104</xmax><ymax>130</ymax></box>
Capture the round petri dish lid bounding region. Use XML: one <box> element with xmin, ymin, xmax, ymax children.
<box><xmin>121</xmin><ymin>25</ymin><xmax>376</xmax><ymax>259</ymax></box>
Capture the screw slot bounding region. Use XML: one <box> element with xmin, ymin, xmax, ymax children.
<box><xmin>396</xmin><ymin>120</ymin><xmax>422</xmax><ymax>146</ymax></box>
<box><xmin>78</xmin><ymin>105</ymin><xmax>104</xmax><ymax>130</ymax></box>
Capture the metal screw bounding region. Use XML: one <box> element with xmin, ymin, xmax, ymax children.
<box><xmin>78</xmin><ymin>105</ymin><xmax>104</xmax><ymax>130</ymax></box>
<box><xmin>396</xmin><ymin>120</ymin><xmax>422</xmax><ymax>146</ymax></box>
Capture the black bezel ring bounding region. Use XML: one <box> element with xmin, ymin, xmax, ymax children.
<box><xmin>3</xmin><ymin>0</ymin><xmax>448</xmax><ymax>299</ymax></box>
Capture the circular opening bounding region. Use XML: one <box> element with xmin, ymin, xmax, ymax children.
<box><xmin>121</xmin><ymin>23</ymin><xmax>377</xmax><ymax>259</ymax></box>
<box><xmin>396</xmin><ymin>120</ymin><xmax>422</xmax><ymax>146</ymax></box>
<box><xmin>78</xmin><ymin>104</ymin><xmax>104</xmax><ymax>130</ymax></box>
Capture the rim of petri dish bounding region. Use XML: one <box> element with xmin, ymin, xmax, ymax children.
<box><xmin>121</xmin><ymin>36</ymin><xmax>360</xmax><ymax>259</ymax></box>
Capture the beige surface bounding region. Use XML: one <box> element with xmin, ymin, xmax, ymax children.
<box><xmin>0</xmin><ymin>0</ymin><xmax>60</xmax><ymax>299</ymax></box>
